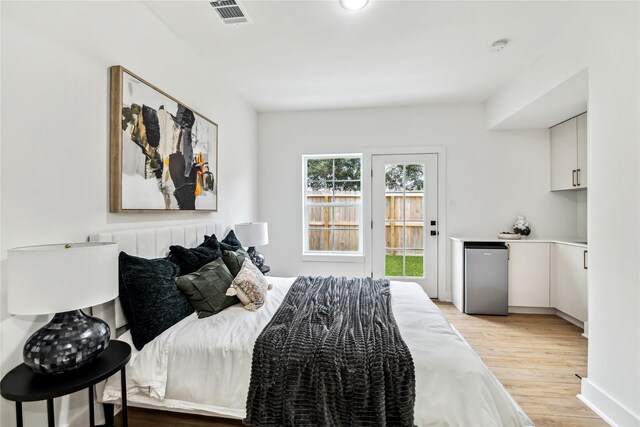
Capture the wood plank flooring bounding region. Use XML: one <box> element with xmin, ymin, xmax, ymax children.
<box><xmin>117</xmin><ymin>302</ymin><xmax>604</xmax><ymax>426</ymax></box>
<box><xmin>436</xmin><ymin>302</ymin><xmax>605</xmax><ymax>427</ymax></box>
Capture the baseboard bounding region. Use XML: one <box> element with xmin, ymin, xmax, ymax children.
<box><xmin>508</xmin><ymin>306</ymin><xmax>556</xmax><ymax>315</ymax></box>
<box><xmin>579</xmin><ymin>378</ymin><xmax>640</xmax><ymax>427</ymax></box>
<box><xmin>554</xmin><ymin>310</ymin><xmax>584</xmax><ymax>330</ymax></box>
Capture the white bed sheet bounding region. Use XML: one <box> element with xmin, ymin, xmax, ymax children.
<box><xmin>103</xmin><ymin>277</ymin><xmax>524</xmax><ymax>426</ymax></box>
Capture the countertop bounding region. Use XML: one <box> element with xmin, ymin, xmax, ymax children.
<box><xmin>449</xmin><ymin>236</ymin><xmax>588</xmax><ymax>248</ymax></box>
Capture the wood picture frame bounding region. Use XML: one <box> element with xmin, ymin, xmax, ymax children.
<box><xmin>110</xmin><ymin>66</ymin><xmax>218</xmax><ymax>212</ymax></box>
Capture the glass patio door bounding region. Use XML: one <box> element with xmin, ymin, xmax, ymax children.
<box><xmin>371</xmin><ymin>154</ymin><xmax>438</xmax><ymax>297</ymax></box>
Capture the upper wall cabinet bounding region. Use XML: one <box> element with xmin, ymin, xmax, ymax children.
<box><xmin>549</xmin><ymin>112</ymin><xmax>587</xmax><ymax>191</ymax></box>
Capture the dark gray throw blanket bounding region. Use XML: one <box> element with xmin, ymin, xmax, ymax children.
<box><xmin>244</xmin><ymin>276</ymin><xmax>415</xmax><ymax>427</ymax></box>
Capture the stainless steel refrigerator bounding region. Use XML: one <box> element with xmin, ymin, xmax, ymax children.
<box><xmin>464</xmin><ymin>243</ymin><xmax>509</xmax><ymax>315</ymax></box>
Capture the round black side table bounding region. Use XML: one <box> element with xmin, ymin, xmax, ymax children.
<box><xmin>1</xmin><ymin>340</ymin><xmax>131</xmax><ymax>427</ymax></box>
<box><xmin>259</xmin><ymin>264</ymin><xmax>270</xmax><ymax>275</ymax></box>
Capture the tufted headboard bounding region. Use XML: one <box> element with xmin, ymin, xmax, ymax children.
<box><xmin>89</xmin><ymin>222</ymin><xmax>218</xmax><ymax>336</ymax></box>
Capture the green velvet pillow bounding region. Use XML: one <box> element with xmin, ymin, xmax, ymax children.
<box><xmin>222</xmin><ymin>248</ymin><xmax>249</xmax><ymax>278</ymax></box>
<box><xmin>175</xmin><ymin>258</ymin><xmax>240</xmax><ymax>318</ymax></box>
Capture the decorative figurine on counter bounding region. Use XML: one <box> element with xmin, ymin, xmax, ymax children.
<box><xmin>513</xmin><ymin>215</ymin><xmax>531</xmax><ymax>236</ymax></box>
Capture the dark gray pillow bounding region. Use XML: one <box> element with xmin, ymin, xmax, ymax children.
<box><xmin>222</xmin><ymin>248</ymin><xmax>249</xmax><ymax>277</ymax></box>
<box><xmin>118</xmin><ymin>252</ymin><xmax>194</xmax><ymax>350</ymax></box>
<box><xmin>167</xmin><ymin>245</ymin><xmax>222</xmax><ymax>275</ymax></box>
<box><xmin>220</xmin><ymin>230</ymin><xmax>243</xmax><ymax>252</ymax></box>
<box><xmin>175</xmin><ymin>258</ymin><xmax>240</xmax><ymax>318</ymax></box>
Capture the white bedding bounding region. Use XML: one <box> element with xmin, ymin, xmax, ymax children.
<box><xmin>103</xmin><ymin>277</ymin><xmax>525</xmax><ymax>426</ymax></box>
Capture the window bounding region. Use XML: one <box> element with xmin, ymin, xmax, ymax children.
<box><xmin>303</xmin><ymin>154</ymin><xmax>363</xmax><ymax>256</ymax></box>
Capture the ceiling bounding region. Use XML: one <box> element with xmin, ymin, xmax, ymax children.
<box><xmin>144</xmin><ymin>1</ymin><xmax>593</xmax><ymax>112</ymax></box>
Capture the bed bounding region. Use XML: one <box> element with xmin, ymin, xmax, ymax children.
<box><xmin>91</xmin><ymin>223</ymin><xmax>533</xmax><ymax>426</ymax></box>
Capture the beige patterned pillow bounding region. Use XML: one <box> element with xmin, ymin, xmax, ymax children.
<box><xmin>226</xmin><ymin>259</ymin><xmax>270</xmax><ymax>311</ymax></box>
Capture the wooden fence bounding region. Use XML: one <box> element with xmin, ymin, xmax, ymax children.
<box><xmin>307</xmin><ymin>192</ymin><xmax>424</xmax><ymax>252</ymax></box>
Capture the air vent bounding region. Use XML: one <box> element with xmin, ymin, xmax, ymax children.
<box><xmin>210</xmin><ymin>0</ymin><xmax>251</xmax><ymax>25</ymax></box>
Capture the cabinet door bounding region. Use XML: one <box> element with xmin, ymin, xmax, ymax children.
<box><xmin>550</xmin><ymin>118</ymin><xmax>578</xmax><ymax>191</ymax></box>
<box><xmin>576</xmin><ymin>113</ymin><xmax>587</xmax><ymax>188</ymax></box>
<box><xmin>508</xmin><ymin>243</ymin><xmax>550</xmax><ymax>307</ymax></box>
<box><xmin>550</xmin><ymin>244</ymin><xmax>588</xmax><ymax>321</ymax></box>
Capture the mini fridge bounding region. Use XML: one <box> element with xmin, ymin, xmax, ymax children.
<box><xmin>464</xmin><ymin>242</ymin><xmax>509</xmax><ymax>315</ymax></box>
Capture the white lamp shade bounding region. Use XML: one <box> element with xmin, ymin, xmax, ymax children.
<box><xmin>235</xmin><ymin>222</ymin><xmax>269</xmax><ymax>247</ymax></box>
<box><xmin>8</xmin><ymin>242</ymin><xmax>119</xmax><ymax>315</ymax></box>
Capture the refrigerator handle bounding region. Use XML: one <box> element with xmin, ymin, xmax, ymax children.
<box><xmin>507</xmin><ymin>244</ymin><xmax>510</xmax><ymax>260</ymax></box>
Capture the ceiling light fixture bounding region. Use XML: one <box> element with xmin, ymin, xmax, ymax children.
<box><xmin>489</xmin><ymin>39</ymin><xmax>508</xmax><ymax>53</ymax></box>
<box><xmin>340</xmin><ymin>0</ymin><xmax>369</xmax><ymax>11</ymax></box>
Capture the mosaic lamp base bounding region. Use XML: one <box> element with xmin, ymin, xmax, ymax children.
<box><xmin>247</xmin><ymin>246</ymin><xmax>265</xmax><ymax>268</ymax></box>
<box><xmin>23</xmin><ymin>309</ymin><xmax>111</xmax><ymax>375</ymax></box>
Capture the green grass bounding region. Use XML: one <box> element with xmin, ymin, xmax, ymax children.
<box><xmin>385</xmin><ymin>255</ymin><xmax>424</xmax><ymax>277</ymax></box>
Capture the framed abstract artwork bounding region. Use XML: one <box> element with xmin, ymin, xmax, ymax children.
<box><xmin>110</xmin><ymin>66</ymin><xmax>218</xmax><ymax>212</ymax></box>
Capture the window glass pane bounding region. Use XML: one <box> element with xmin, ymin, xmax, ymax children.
<box><xmin>308</xmin><ymin>229</ymin><xmax>333</xmax><ymax>251</ymax></box>
<box><xmin>404</xmin><ymin>195</ymin><xmax>423</xmax><ymax>221</ymax></box>
<box><xmin>385</xmin><ymin>222</ymin><xmax>405</xmax><ymax>249</ymax></box>
<box><xmin>306</xmin><ymin>185</ymin><xmax>334</xmax><ymax>204</ymax></box>
<box><xmin>405</xmin><ymin>250</ymin><xmax>424</xmax><ymax>277</ymax></box>
<box><xmin>405</xmin><ymin>224</ymin><xmax>423</xmax><ymax>250</ymax></box>
<box><xmin>404</xmin><ymin>164</ymin><xmax>424</xmax><ymax>191</ymax></box>
<box><xmin>334</xmin><ymin>158</ymin><xmax>361</xmax><ymax>180</ymax></box>
<box><xmin>385</xmin><ymin>193</ymin><xmax>404</xmax><ymax>221</ymax></box>
<box><xmin>307</xmin><ymin>158</ymin><xmax>333</xmax><ymax>181</ymax></box>
<box><xmin>334</xmin><ymin>204</ymin><xmax>358</xmax><ymax>228</ymax></box>
<box><xmin>385</xmin><ymin>250</ymin><xmax>404</xmax><ymax>277</ymax></box>
<box><xmin>335</xmin><ymin>181</ymin><xmax>361</xmax><ymax>194</ymax></box>
<box><xmin>334</xmin><ymin>228</ymin><xmax>359</xmax><ymax>252</ymax></box>
<box><xmin>385</xmin><ymin>164</ymin><xmax>404</xmax><ymax>192</ymax></box>
<box><xmin>307</xmin><ymin>206</ymin><xmax>333</xmax><ymax>229</ymax></box>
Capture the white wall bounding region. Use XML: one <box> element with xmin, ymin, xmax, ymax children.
<box><xmin>580</xmin><ymin>3</ymin><xmax>640</xmax><ymax>425</ymax></box>
<box><xmin>258</xmin><ymin>104</ymin><xmax>580</xmax><ymax>285</ymax></box>
<box><xmin>577</xmin><ymin>191</ymin><xmax>587</xmax><ymax>242</ymax></box>
<box><xmin>0</xmin><ymin>2</ymin><xmax>258</xmax><ymax>426</ymax></box>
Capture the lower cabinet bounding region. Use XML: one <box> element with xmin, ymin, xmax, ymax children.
<box><xmin>550</xmin><ymin>243</ymin><xmax>588</xmax><ymax>322</ymax></box>
<box><xmin>508</xmin><ymin>243</ymin><xmax>550</xmax><ymax>307</ymax></box>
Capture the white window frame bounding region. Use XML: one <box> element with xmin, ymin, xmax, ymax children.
<box><xmin>302</xmin><ymin>154</ymin><xmax>364</xmax><ymax>262</ymax></box>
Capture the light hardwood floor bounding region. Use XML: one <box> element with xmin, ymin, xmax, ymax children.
<box><xmin>436</xmin><ymin>302</ymin><xmax>605</xmax><ymax>427</ymax></box>
<box><xmin>118</xmin><ymin>303</ymin><xmax>605</xmax><ymax>426</ymax></box>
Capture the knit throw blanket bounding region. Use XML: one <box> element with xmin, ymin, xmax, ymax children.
<box><xmin>244</xmin><ymin>276</ymin><xmax>416</xmax><ymax>427</ymax></box>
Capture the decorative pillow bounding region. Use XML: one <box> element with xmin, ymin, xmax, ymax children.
<box><xmin>175</xmin><ymin>258</ymin><xmax>240</xmax><ymax>318</ymax></box>
<box><xmin>168</xmin><ymin>245</ymin><xmax>222</xmax><ymax>275</ymax></box>
<box><xmin>118</xmin><ymin>252</ymin><xmax>194</xmax><ymax>350</ymax></box>
<box><xmin>220</xmin><ymin>230</ymin><xmax>243</xmax><ymax>252</ymax></box>
<box><xmin>222</xmin><ymin>248</ymin><xmax>249</xmax><ymax>277</ymax></box>
<box><xmin>199</xmin><ymin>234</ymin><xmax>221</xmax><ymax>250</ymax></box>
<box><xmin>226</xmin><ymin>259</ymin><xmax>270</xmax><ymax>311</ymax></box>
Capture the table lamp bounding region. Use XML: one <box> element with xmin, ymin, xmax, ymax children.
<box><xmin>7</xmin><ymin>242</ymin><xmax>118</xmax><ymax>375</ymax></box>
<box><xmin>235</xmin><ymin>222</ymin><xmax>269</xmax><ymax>268</ymax></box>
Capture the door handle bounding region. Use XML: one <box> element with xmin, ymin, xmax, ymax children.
<box><xmin>576</xmin><ymin>169</ymin><xmax>581</xmax><ymax>187</ymax></box>
<box><xmin>584</xmin><ymin>250</ymin><xmax>588</xmax><ymax>270</ymax></box>
<box><xmin>572</xmin><ymin>170</ymin><xmax>577</xmax><ymax>187</ymax></box>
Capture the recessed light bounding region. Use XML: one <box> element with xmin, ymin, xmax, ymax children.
<box><xmin>340</xmin><ymin>0</ymin><xmax>369</xmax><ymax>11</ymax></box>
<box><xmin>489</xmin><ymin>39</ymin><xmax>508</xmax><ymax>53</ymax></box>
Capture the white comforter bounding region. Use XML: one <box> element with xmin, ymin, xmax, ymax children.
<box><xmin>103</xmin><ymin>277</ymin><xmax>524</xmax><ymax>426</ymax></box>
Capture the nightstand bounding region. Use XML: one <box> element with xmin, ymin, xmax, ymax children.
<box><xmin>0</xmin><ymin>340</ymin><xmax>131</xmax><ymax>427</ymax></box>
<box><xmin>259</xmin><ymin>264</ymin><xmax>271</xmax><ymax>275</ymax></box>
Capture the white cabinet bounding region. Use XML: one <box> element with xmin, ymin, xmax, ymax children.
<box><xmin>507</xmin><ymin>242</ymin><xmax>550</xmax><ymax>307</ymax></box>
<box><xmin>550</xmin><ymin>243</ymin><xmax>588</xmax><ymax>322</ymax></box>
<box><xmin>549</xmin><ymin>112</ymin><xmax>588</xmax><ymax>191</ymax></box>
